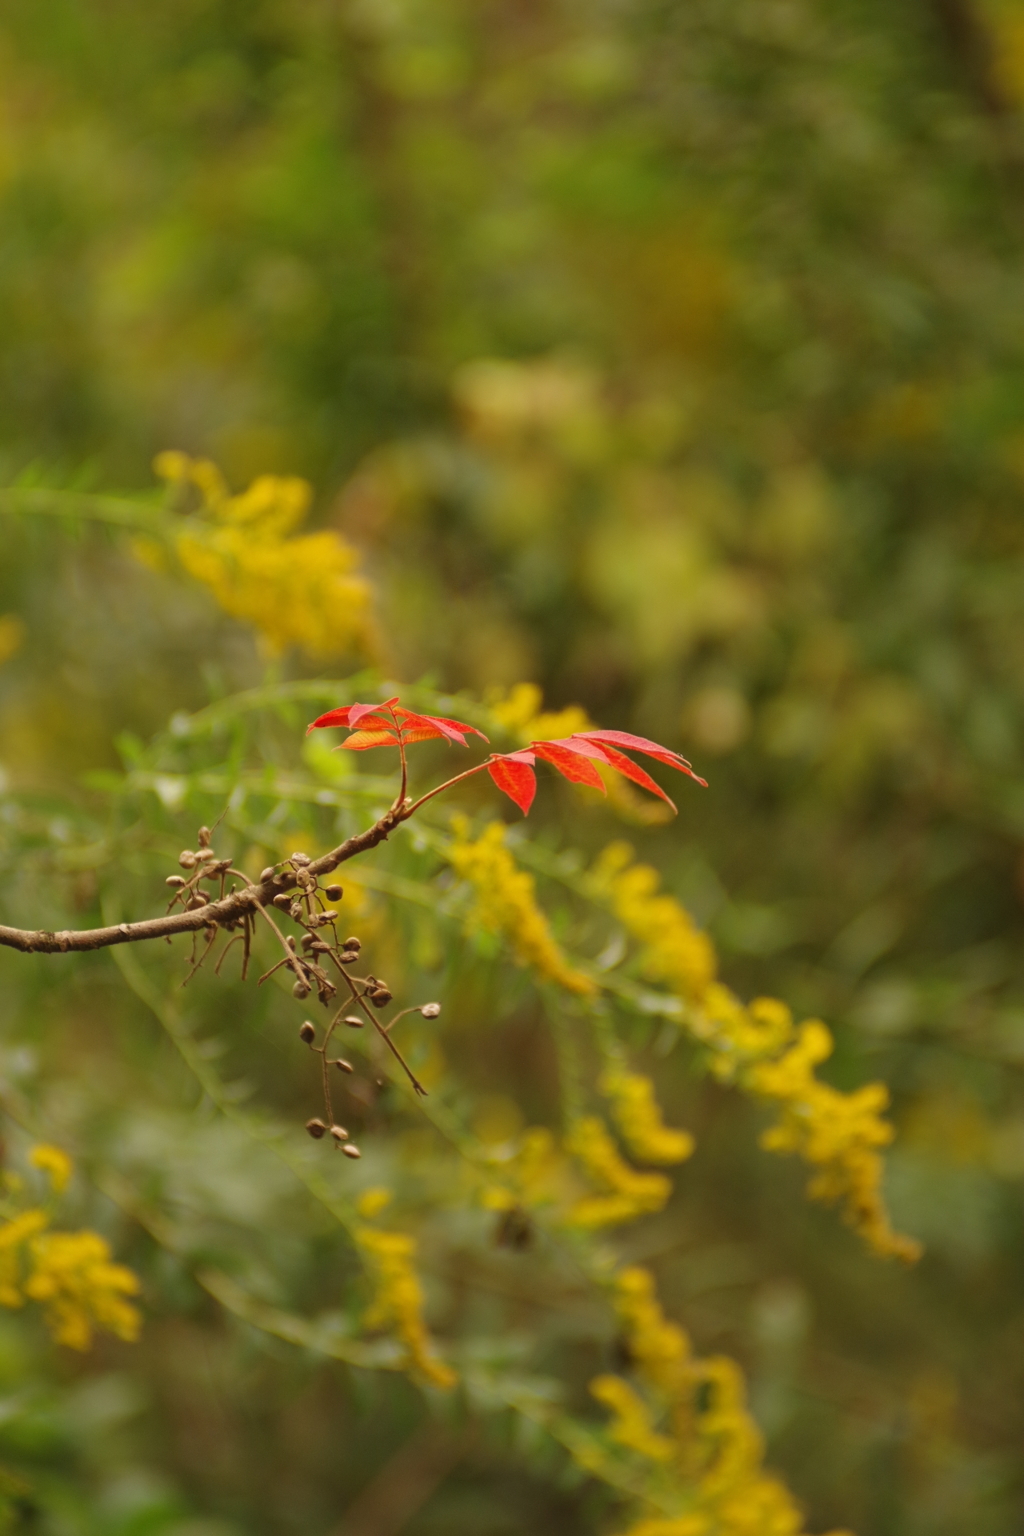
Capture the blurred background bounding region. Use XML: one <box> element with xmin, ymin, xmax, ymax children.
<box><xmin>3</xmin><ymin>1</ymin><xmax>1024</xmax><ymax>1532</ymax></box>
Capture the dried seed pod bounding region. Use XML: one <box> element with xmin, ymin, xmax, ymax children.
<box><xmin>311</xmin><ymin>940</ymin><xmax>330</xmax><ymax>954</ymax></box>
<box><xmin>319</xmin><ymin>910</ymin><xmax>338</xmax><ymax>924</ymax></box>
<box><xmin>299</xmin><ymin>1021</ymin><xmax>316</xmax><ymax>1044</ymax></box>
<box><xmin>343</xmin><ymin>936</ymin><xmax>361</xmax><ymax>952</ymax></box>
<box><xmin>166</xmin><ymin>875</ymin><xmax>186</xmax><ymax>888</ymax></box>
<box><xmin>333</xmin><ymin>1058</ymin><xmax>354</xmax><ymax>1073</ymax></box>
<box><xmin>420</xmin><ymin>1002</ymin><xmax>441</xmax><ymax>1019</ymax></box>
<box><xmin>178</xmin><ymin>850</ymin><xmax>197</xmax><ymax>869</ymax></box>
<box><xmin>289</xmin><ymin>902</ymin><xmax>303</xmax><ymax>920</ymax></box>
<box><xmin>259</xmin><ymin>866</ymin><xmax>276</xmax><ymax>882</ymax></box>
<box><xmin>338</xmin><ymin>950</ymin><xmax>359</xmax><ymax>965</ymax></box>
<box><xmin>198</xmin><ymin>826</ymin><xmax>212</xmax><ymax>848</ymax></box>
<box><xmin>342</xmin><ymin>1143</ymin><xmax>361</xmax><ymax>1160</ymax></box>
<box><xmin>329</xmin><ymin>1124</ymin><xmax>349</xmax><ymax>1143</ymax></box>
<box><xmin>301</xmin><ymin>934</ymin><xmax>315</xmax><ymax>951</ymax></box>
<box><xmin>290</xmin><ymin>852</ymin><xmax>311</xmax><ymax>866</ymax></box>
<box><xmin>343</xmin><ymin>1015</ymin><xmax>364</xmax><ymax>1029</ymax></box>
<box><xmin>286</xmin><ymin>936</ymin><xmax>297</xmax><ymax>951</ymax></box>
<box><xmin>273</xmin><ymin>893</ymin><xmax>291</xmax><ymax>909</ymax></box>
<box><xmin>196</xmin><ymin>848</ymin><xmax>216</xmax><ymax>862</ymax></box>
<box><xmin>186</xmin><ymin>893</ymin><xmax>208</xmax><ymax>911</ymax></box>
<box><xmin>369</xmin><ymin>988</ymin><xmax>392</xmax><ymax>1008</ymax></box>
<box><xmin>292</xmin><ymin>979</ymin><xmax>311</xmax><ymax>1000</ymax></box>
<box><xmin>305</xmin><ymin>1118</ymin><xmax>327</xmax><ymax>1139</ymax></box>
<box><xmin>325</xmin><ymin>884</ymin><xmax>343</xmax><ymax>901</ymax></box>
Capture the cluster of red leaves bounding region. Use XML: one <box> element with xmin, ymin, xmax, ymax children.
<box><xmin>307</xmin><ymin>698</ymin><xmax>706</xmax><ymax>816</ymax></box>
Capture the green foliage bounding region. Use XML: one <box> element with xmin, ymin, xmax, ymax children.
<box><xmin>2</xmin><ymin>1</ymin><xmax>1024</xmax><ymax>1531</ymax></box>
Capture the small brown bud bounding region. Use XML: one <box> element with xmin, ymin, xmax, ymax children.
<box><xmin>334</xmin><ymin>1057</ymin><xmax>354</xmax><ymax>1073</ymax></box>
<box><xmin>290</xmin><ymin>852</ymin><xmax>311</xmax><ymax>866</ymax></box>
<box><xmin>369</xmin><ymin>988</ymin><xmax>392</xmax><ymax>1008</ymax></box>
<box><xmin>259</xmin><ymin>866</ymin><xmax>276</xmax><ymax>882</ymax></box>
<box><xmin>343</xmin><ymin>1015</ymin><xmax>364</xmax><ymax>1029</ymax></box>
<box><xmin>343</xmin><ymin>936</ymin><xmax>361</xmax><ymax>952</ymax></box>
<box><xmin>166</xmin><ymin>875</ymin><xmax>186</xmax><ymax>888</ymax></box>
<box><xmin>325</xmin><ymin>884</ymin><xmax>343</xmax><ymax>901</ymax></box>
<box><xmin>197</xmin><ymin>826</ymin><xmax>211</xmax><ymax>847</ymax></box>
<box><xmin>186</xmin><ymin>893</ymin><xmax>208</xmax><ymax>911</ymax></box>
<box><xmin>301</xmin><ymin>933</ymin><xmax>315</xmax><ymax>951</ymax></box>
<box><xmin>292</xmin><ymin>979</ymin><xmax>311</xmax><ymax>1000</ymax></box>
<box><xmin>273</xmin><ymin>893</ymin><xmax>291</xmax><ymax>909</ymax></box>
<box><xmin>286</xmin><ymin>935</ymin><xmax>297</xmax><ymax>951</ymax></box>
<box><xmin>178</xmin><ymin>850</ymin><xmax>197</xmax><ymax>869</ymax></box>
<box><xmin>320</xmin><ymin>910</ymin><xmax>338</xmax><ymax>924</ymax></box>
<box><xmin>305</xmin><ymin>1118</ymin><xmax>327</xmax><ymax>1139</ymax></box>
<box><xmin>329</xmin><ymin>1124</ymin><xmax>350</xmax><ymax>1143</ymax></box>
<box><xmin>342</xmin><ymin>1143</ymin><xmax>361</xmax><ymax>1160</ymax></box>
<box><xmin>311</xmin><ymin>940</ymin><xmax>330</xmax><ymax>953</ymax></box>
<box><xmin>196</xmin><ymin>848</ymin><xmax>216</xmax><ymax>862</ymax></box>
<box><xmin>337</xmin><ymin>950</ymin><xmax>357</xmax><ymax>965</ymax></box>
<box><xmin>420</xmin><ymin>1002</ymin><xmax>441</xmax><ymax>1019</ymax></box>
<box><xmin>299</xmin><ymin>1021</ymin><xmax>316</xmax><ymax>1044</ymax></box>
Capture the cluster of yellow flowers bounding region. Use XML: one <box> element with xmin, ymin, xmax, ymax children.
<box><xmin>489</xmin><ymin>683</ymin><xmax>675</xmax><ymax>825</ymax></box>
<box><xmin>447</xmin><ymin>817</ymin><xmax>597</xmax><ymax>997</ymax></box>
<box><xmin>0</xmin><ymin>1146</ymin><xmax>141</xmax><ymax>1351</ymax></box>
<box><xmin>599</xmin><ymin>1068</ymin><xmax>695</xmax><ymax>1166</ymax></box>
<box><xmin>589</xmin><ymin>844</ymin><xmax>919</xmax><ymax>1261</ymax></box>
<box><xmin>151</xmin><ymin>451</ymin><xmax>375</xmax><ymax>660</ymax></box>
<box><xmin>590</xmin><ymin>1267</ymin><xmax>852</xmax><ymax>1536</ymax></box>
<box><xmin>354</xmin><ymin>1190</ymin><xmax>456</xmax><ymax>1390</ymax></box>
<box><xmin>564</xmin><ymin>1117</ymin><xmax>673</xmax><ymax>1229</ymax></box>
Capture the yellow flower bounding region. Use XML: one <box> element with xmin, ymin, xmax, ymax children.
<box><xmin>590</xmin><ymin>1374</ymin><xmax>677</xmax><ymax>1461</ymax></box>
<box><xmin>0</xmin><ymin>1210</ymin><xmax>49</xmax><ymax>1310</ymax></box>
<box><xmin>152</xmin><ymin>452</ymin><xmax>375</xmax><ymax>661</ymax></box>
<box><xmin>29</xmin><ymin>1143</ymin><xmax>73</xmax><ymax>1194</ymax></box>
<box><xmin>599</xmin><ymin>1070</ymin><xmax>694</xmax><ymax>1166</ymax></box>
<box><xmin>564</xmin><ymin>1117</ymin><xmax>672</xmax><ymax>1228</ymax></box>
<box><xmin>595</xmin><ymin>1267</ymin><xmax>848</xmax><ymax>1536</ymax></box>
<box><xmin>355</xmin><ymin>1224</ymin><xmax>456</xmax><ymax>1390</ymax></box>
<box><xmin>448</xmin><ymin>819</ymin><xmax>596</xmax><ymax>997</ymax></box>
<box><xmin>589</xmin><ymin>842</ymin><xmax>717</xmax><ymax>1002</ymax></box>
<box><xmin>24</xmin><ymin>1230</ymin><xmax>141</xmax><ymax>1350</ymax></box>
<box><xmin>589</xmin><ymin>843</ymin><xmax>919</xmax><ymax>1261</ymax></box>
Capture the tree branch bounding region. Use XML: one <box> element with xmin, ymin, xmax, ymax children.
<box><xmin>0</xmin><ymin>806</ymin><xmax>405</xmax><ymax>955</ymax></box>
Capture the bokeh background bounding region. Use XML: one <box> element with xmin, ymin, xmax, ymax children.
<box><xmin>3</xmin><ymin>1</ymin><xmax>1024</xmax><ymax>1532</ymax></box>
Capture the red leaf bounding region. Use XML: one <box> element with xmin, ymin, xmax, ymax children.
<box><xmin>337</xmin><ymin>729</ymin><xmax>400</xmax><ymax>751</ymax></box>
<box><xmin>487</xmin><ymin>755</ymin><xmax>537</xmax><ymax>815</ymax></box>
<box><xmin>591</xmin><ymin>742</ymin><xmax>678</xmax><ymax>811</ymax></box>
<box><xmin>351</xmin><ymin>698</ymin><xmax>397</xmax><ymax>728</ymax></box>
<box><xmin>532</xmin><ymin>740</ymin><xmax>607</xmax><ymax>792</ymax></box>
<box><xmin>578</xmin><ymin>730</ymin><xmax>707</xmax><ymax>785</ymax></box>
<box><xmin>307</xmin><ymin>698</ymin><xmax>486</xmax><ymax>748</ymax></box>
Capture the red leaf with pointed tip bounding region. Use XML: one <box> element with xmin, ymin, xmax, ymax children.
<box><xmin>338</xmin><ymin>729</ymin><xmax>400</xmax><ymax>750</ymax></box>
<box><xmin>487</xmin><ymin>755</ymin><xmax>537</xmax><ymax>815</ymax></box>
<box><xmin>590</xmin><ymin>742</ymin><xmax>678</xmax><ymax>811</ymax></box>
<box><xmin>578</xmin><ymin>730</ymin><xmax>707</xmax><ymax>785</ymax></box>
<box><xmin>532</xmin><ymin>740</ymin><xmax>607</xmax><ymax>792</ymax></box>
<box><xmin>351</xmin><ymin>698</ymin><xmax>397</xmax><ymax>728</ymax></box>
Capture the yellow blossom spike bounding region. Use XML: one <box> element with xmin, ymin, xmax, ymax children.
<box><xmin>355</xmin><ymin>1225</ymin><xmax>456</xmax><ymax>1390</ymax></box>
<box><xmin>149</xmin><ymin>453</ymin><xmax>376</xmax><ymax>661</ymax></box>
<box><xmin>589</xmin><ymin>844</ymin><xmax>920</xmax><ymax>1261</ymax></box>
<box><xmin>599</xmin><ymin>1070</ymin><xmax>695</xmax><ymax>1165</ymax></box>
<box><xmin>448</xmin><ymin>819</ymin><xmax>596</xmax><ymax>996</ymax></box>
<box><xmin>29</xmin><ymin>1144</ymin><xmax>73</xmax><ymax>1195</ymax></box>
<box><xmin>564</xmin><ymin>1118</ymin><xmax>672</xmax><ymax>1227</ymax></box>
<box><xmin>24</xmin><ymin>1230</ymin><xmax>141</xmax><ymax>1350</ymax></box>
<box><xmin>590</xmin><ymin>1374</ymin><xmax>677</xmax><ymax>1461</ymax></box>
